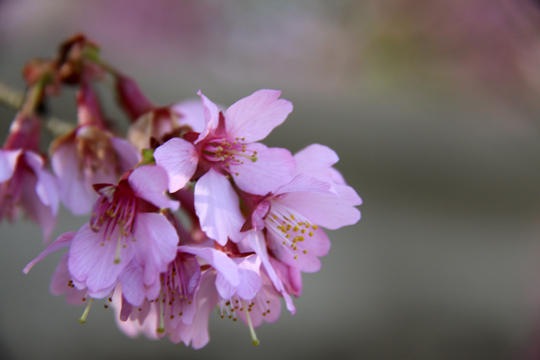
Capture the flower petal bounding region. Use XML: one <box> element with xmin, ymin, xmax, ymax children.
<box><xmin>23</xmin><ymin>231</ymin><xmax>75</xmax><ymax>273</ymax></box>
<box><xmin>195</xmin><ymin>90</ymin><xmax>220</xmax><ymax>144</ymax></box>
<box><xmin>267</xmin><ymin>226</ymin><xmax>330</xmax><ymax>273</ymax></box>
<box><xmin>278</xmin><ymin>190</ymin><xmax>360</xmax><ymax>229</ymax></box>
<box><xmin>133</xmin><ymin>213</ymin><xmax>179</xmax><ymax>286</ymax></box>
<box><xmin>179</xmin><ymin>245</ymin><xmax>239</xmax><ymax>287</ymax></box>
<box><xmin>128</xmin><ymin>165</ymin><xmax>179</xmax><ymax>210</ymax></box>
<box><xmin>68</xmin><ymin>223</ymin><xmax>135</xmax><ymax>295</ymax></box>
<box><xmin>172</xmin><ymin>98</ymin><xmax>206</xmax><ymax>133</ymax></box>
<box><xmin>175</xmin><ymin>271</ymin><xmax>219</xmax><ymax>349</ymax></box>
<box><xmin>236</xmin><ymin>255</ymin><xmax>262</xmax><ymax>300</ymax></box>
<box><xmin>0</xmin><ymin>149</ymin><xmax>21</xmax><ymax>182</ymax></box>
<box><xmin>50</xmin><ymin>253</ymin><xmax>88</xmax><ymax>305</ymax></box>
<box><xmin>232</xmin><ymin>143</ymin><xmax>295</xmax><ymax>195</ymax></box>
<box><xmin>194</xmin><ymin>169</ymin><xmax>245</xmax><ymax>245</ymax></box>
<box><xmin>51</xmin><ymin>142</ymin><xmax>95</xmax><ymax>215</ymax></box>
<box><xmin>19</xmin><ymin>171</ymin><xmax>57</xmax><ymax>243</ymax></box>
<box><xmin>154</xmin><ymin>138</ymin><xmax>199</xmax><ymax>193</ymax></box>
<box><xmin>225</xmin><ymin>89</ymin><xmax>293</xmax><ymax>142</ymax></box>
<box><xmin>110</xmin><ymin>137</ymin><xmax>141</xmax><ymax>172</ymax></box>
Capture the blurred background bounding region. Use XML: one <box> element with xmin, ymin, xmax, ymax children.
<box><xmin>2</xmin><ymin>0</ymin><xmax>540</xmax><ymax>359</ymax></box>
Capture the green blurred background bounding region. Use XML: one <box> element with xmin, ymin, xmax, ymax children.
<box><xmin>2</xmin><ymin>0</ymin><xmax>540</xmax><ymax>359</ymax></box>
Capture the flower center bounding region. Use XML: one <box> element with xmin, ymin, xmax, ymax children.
<box><xmin>265</xmin><ymin>202</ymin><xmax>319</xmax><ymax>260</ymax></box>
<box><xmin>90</xmin><ymin>182</ymin><xmax>137</xmax><ymax>263</ymax></box>
<box><xmin>202</xmin><ymin>137</ymin><xmax>257</xmax><ymax>177</ymax></box>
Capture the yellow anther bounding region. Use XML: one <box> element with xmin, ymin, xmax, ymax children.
<box><xmin>312</xmin><ymin>225</ymin><xmax>319</xmax><ymax>230</ymax></box>
<box><xmin>309</xmin><ymin>231</ymin><xmax>314</xmax><ymax>237</ymax></box>
<box><xmin>303</xmin><ymin>250</ymin><xmax>308</xmax><ymax>254</ymax></box>
<box><xmin>293</xmin><ymin>226</ymin><xmax>299</xmax><ymax>232</ymax></box>
<box><xmin>294</xmin><ymin>255</ymin><xmax>298</xmax><ymax>260</ymax></box>
<box><xmin>290</xmin><ymin>215</ymin><xmax>295</xmax><ymax>220</ymax></box>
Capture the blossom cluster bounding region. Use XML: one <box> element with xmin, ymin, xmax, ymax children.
<box><xmin>3</xmin><ymin>35</ymin><xmax>361</xmax><ymax>348</ymax></box>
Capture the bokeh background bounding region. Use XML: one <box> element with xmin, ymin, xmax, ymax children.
<box><xmin>2</xmin><ymin>0</ymin><xmax>540</xmax><ymax>359</ymax></box>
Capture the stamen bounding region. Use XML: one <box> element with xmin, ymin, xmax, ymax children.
<box><xmin>114</xmin><ymin>235</ymin><xmax>122</xmax><ymax>264</ymax></box>
<box><xmin>157</xmin><ymin>296</ymin><xmax>165</xmax><ymax>333</ymax></box>
<box><xmin>79</xmin><ymin>298</ymin><xmax>94</xmax><ymax>324</ymax></box>
<box><xmin>243</xmin><ymin>300</ymin><xmax>260</xmax><ymax>346</ymax></box>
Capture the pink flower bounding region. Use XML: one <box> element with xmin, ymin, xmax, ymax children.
<box><xmin>114</xmin><ymin>244</ymin><xmax>240</xmax><ymax>349</ymax></box>
<box><xmin>51</xmin><ymin>83</ymin><xmax>140</xmax><ymax>215</ymax></box>
<box><xmin>0</xmin><ymin>114</ymin><xmax>59</xmax><ymax>242</ymax></box>
<box><xmin>247</xmin><ymin>174</ymin><xmax>361</xmax><ymax>273</ymax></box>
<box><xmin>67</xmin><ymin>165</ymin><xmax>179</xmax><ymax>299</ymax></box>
<box><xmin>154</xmin><ymin>89</ymin><xmax>295</xmax><ymax>195</ymax></box>
<box><xmin>154</xmin><ymin>89</ymin><xmax>296</xmax><ymax>245</ymax></box>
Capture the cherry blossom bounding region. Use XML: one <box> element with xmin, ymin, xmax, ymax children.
<box><xmin>67</xmin><ymin>165</ymin><xmax>179</xmax><ymax>299</ymax></box>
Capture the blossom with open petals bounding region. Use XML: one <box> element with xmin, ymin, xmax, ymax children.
<box><xmin>51</xmin><ymin>83</ymin><xmax>140</xmax><ymax>215</ymax></box>
<box><xmin>67</xmin><ymin>165</ymin><xmax>179</xmax><ymax>299</ymax></box>
<box><xmin>0</xmin><ymin>114</ymin><xmax>59</xmax><ymax>242</ymax></box>
<box><xmin>154</xmin><ymin>89</ymin><xmax>295</xmax><ymax>245</ymax></box>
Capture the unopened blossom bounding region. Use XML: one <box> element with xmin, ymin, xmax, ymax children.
<box><xmin>154</xmin><ymin>89</ymin><xmax>296</xmax><ymax>245</ymax></box>
<box><xmin>67</xmin><ymin>165</ymin><xmax>179</xmax><ymax>299</ymax></box>
<box><xmin>0</xmin><ymin>114</ymin><xmax>59</xmax><ymax>242</ymax></box>
<box><xmin>51</xmin><ymin>82</ymin><xmax>140</xmax><ymax>215</ymax></box>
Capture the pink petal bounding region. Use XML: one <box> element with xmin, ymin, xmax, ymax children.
<box><xmin>225</xmin><ymin>89</ymin><xmax>293</xmax><ymax>143</ymax></box>
<box><xmin>273</xmin><ymin>173</ymin><xmax>331</xmax><ymax>196</ymax></box>
<box><xmin>335</xmin><ymin>184</ymin><xmax>363</xmax><ymax>206</ymax></box>
<box><xmin>293</xmin><ymin>144</ymin><xmax>339</xmax><ymax>176</ymax></box>
<box><xmin>0</xmin><ymin>149</ymin><xmax>21</xmax><ymax>182</ymax></box>
<box><xmin>269</xmin><ymin>257</ymin><xmax>303</xmax><ymax>297</ymax></box>
<box><xmin>68</xmin><ymin>223</ymin><xmax>135</xmax><ymax>295</ymax></box>
<box><xmin>249</xmin><ymin>200</ymin><xmax>270</xmax><ymax>231</ymax></box>
<box><xmin>194</xmin><ymin>169</ymin><xmax>245</xmax><ymax>245</ymax></box>
<box><xmin>175</xmin><ymin>271</ymin><xmax>219</xmax><ymax>349</ymax></box>
<box><xmin>110</xmin><ymin>137</ymin><xmax>141</xmax><ymax>172</ymax></box>
<box><xmin>154</xmin><ymin>138</ymin><xmax>199</xmax><ymax>193</ymax></box>
<box><xmin>19</xmin><ymin>171</ymin><xmax>57</xmax><ymax>243</ymax></box>
<box><xmin>179</xmin><ymin>245</ymin><xmax>240</xmax><ymax>287</ymax></box>
<box><xmin>247</xmin><ymin>231</ymin><xmax>285</xmax><ymax>293</ymax></box>
<box><xmin>236</xmin><ymin>272</ymin><xmax>283</xmax><ymax>327</ymax></box>
<box><xmin>195</xmin><ymin>90</ymin><xmax>220</xmax><ymax>144</ymax></box>
<box><xmin>236</xmin><ymin>255</ymin><xmax>262</xmax><ymax>300</ymax></box>
<box><xmin>267</xmin><ymin>227</ymin><xmax>330</xmax><ymax>273</ymax></box>
<box><xmin>112</xmin><ymin>286</ymin><xmax>160</xmax><ymax>340</ymax></box>
<box><xmin>23</xmin><ymin>151</ymin><xmax>59</xmax><ymax>215</ymax></box>
<box><xmin>215</xmin><ymin>271</ymin><xmax>236</xmax><ymax>299</ymax></box>
<box><xmin>128</xmin><ymin>165</ymin><xmax>179</xmax><ymax>210</ymax></box>
<box><xmin>50</xmin><ymin>253</ymin><xmax>88</xmax><ymax>305</ymax></box>
<box><xmin>232</xmin><ymin>143</ymin><xmax>295</xmax><ymax>195</ymax></box>
<box><xmin>278</xmin><ymin>190</ymin><xmax>360</xmax><ymax>230</ymax></box>
<box><xmin>133</xmin><ymin>213</ymin><xmax>179</xmax><ymax>286</ymax></box>
<box><xmin>51</xmin><ymin>142</ymin><xmax>95</xmax><ymax>215</ymax></box>
<box><xmin>172</xmin><ymin>98</ymin><xmax>206</xmax><ymax>133</ymax></box>
<box><xmin>117</xmin><ymin>260</ymin><xmax>146</xmax><ymax>307</ymax></box>
<box><xmin>23</xmin><ymin>231</ymin><xmax>75</xmax><ymax>274</ymax></box>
